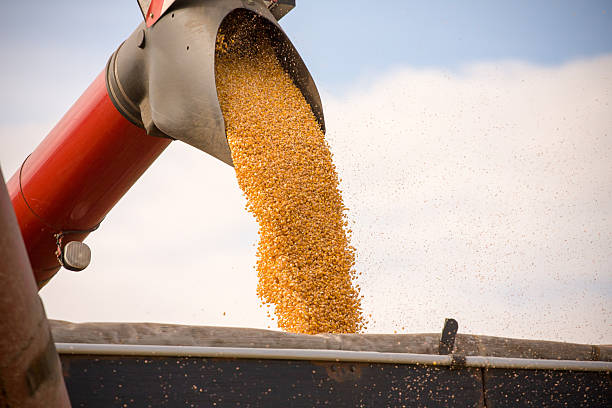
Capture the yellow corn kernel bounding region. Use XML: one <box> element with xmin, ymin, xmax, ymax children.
<box><xmin>215</xmin><ymin>16</ymin><xmax>365</xmax><ymax>334</ymax></box>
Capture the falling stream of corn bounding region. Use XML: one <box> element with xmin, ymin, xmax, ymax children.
<box><xmin>215</xmin><ymin>15</ymin><xmax>365</xmax><ymax>334</ymax></box>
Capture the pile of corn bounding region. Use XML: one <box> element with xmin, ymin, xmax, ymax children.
<box><xmin>215</xmin><ymin>15</ymin><xmax>365</xmax><ymax>334</ymax></box>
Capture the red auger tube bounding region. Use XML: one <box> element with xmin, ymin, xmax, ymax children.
<box><xmin>6</xmin><ymin>72</ymin><xmax>171</xmax><ymax>287</ymax></box>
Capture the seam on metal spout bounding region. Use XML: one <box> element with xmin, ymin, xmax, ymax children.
<box><xmin>105</xmin><ymin>45</ymin><xmax>145</xmax><ymax>128</ymax></box>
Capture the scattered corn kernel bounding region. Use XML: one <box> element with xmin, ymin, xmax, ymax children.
<box><xmin>215</xmin><ymin>15</ymin><xmax>365</xmax><ymax>334</ymax></box>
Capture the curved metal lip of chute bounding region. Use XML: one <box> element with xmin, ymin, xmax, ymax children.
<box><xmin>215</xmin><ymin>7</ymin><xmax>326</xmax><ymax>135</ymax></box>
<box><xmin>107</xmin><ymin>0</ymin><xmax>324</xmax><ymax>167</ymax></box>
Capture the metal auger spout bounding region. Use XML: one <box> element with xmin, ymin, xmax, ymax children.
<box><xmin>107</xmin><ymin>0</ymin><xmax>325</xmax><ymax>166</ymax></box>
<box><xmin>5</xmin><ymin>0</ymin><xmax>324</xmax><ymax>287</ymax></box>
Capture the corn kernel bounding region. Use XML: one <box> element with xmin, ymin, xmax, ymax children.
<box><xmin>215</xmin><ymin>16</ymin><xmax>365</xmax><ymax>334</ymax></box>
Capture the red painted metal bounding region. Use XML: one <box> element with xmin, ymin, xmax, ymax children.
<box><xmin>145</xmin><ymin>0</ymin><xmax>166</xmax><ymax>27</ymax></box>
<box><xmin>6</xmin><ymin>71</ymin><xmax>171</xmax><ymax>287</ymax></box>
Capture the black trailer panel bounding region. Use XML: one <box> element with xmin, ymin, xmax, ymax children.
<box><xmin>61</xmin><ymin>355</ymin><xmax>484</xmax><ymax>407</ymax></box>
<box><xmin>483</xmin><ymin>368</ymin><xmax>611</xmax><ymax>408</ymax></box>
<box><xmin>53</xmin><ymin>321</ymin><xmax>612</xmax><ymax>407</ymax></box>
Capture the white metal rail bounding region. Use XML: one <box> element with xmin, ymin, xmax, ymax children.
<box><xmin>55</xmin><ymin>343</ymin><xmax>612</xmax><ymax>372</ymax></box>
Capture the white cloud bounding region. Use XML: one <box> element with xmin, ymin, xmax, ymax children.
<box><xmin>324</xmin><ymin>56</ymin><xmax>612</xmax><ymax>342</ymax></box>
<box><xmin>2</xmin><ymin>55</ymin><xmax>611</xmax><ymax>344</ymax></box>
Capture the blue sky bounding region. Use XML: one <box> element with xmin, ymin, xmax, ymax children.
<box><xmin>285</xmin><ymin>0</ymin><xmax>612</xmax><ymax>87</ymax></box>
<box><xmin>2</xmin><ymin>1</ymin><xmax>611</xmax><ymax>84</ymax></box>
<box><xmin>1</xmin><ymin>1</ymin><xmax>611</xmax><ymax>107</ymax></box>
<box><xmin>1</xmin><ymin>1</ymin><xmax>611</xmax><ymax>342</ymax></box>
